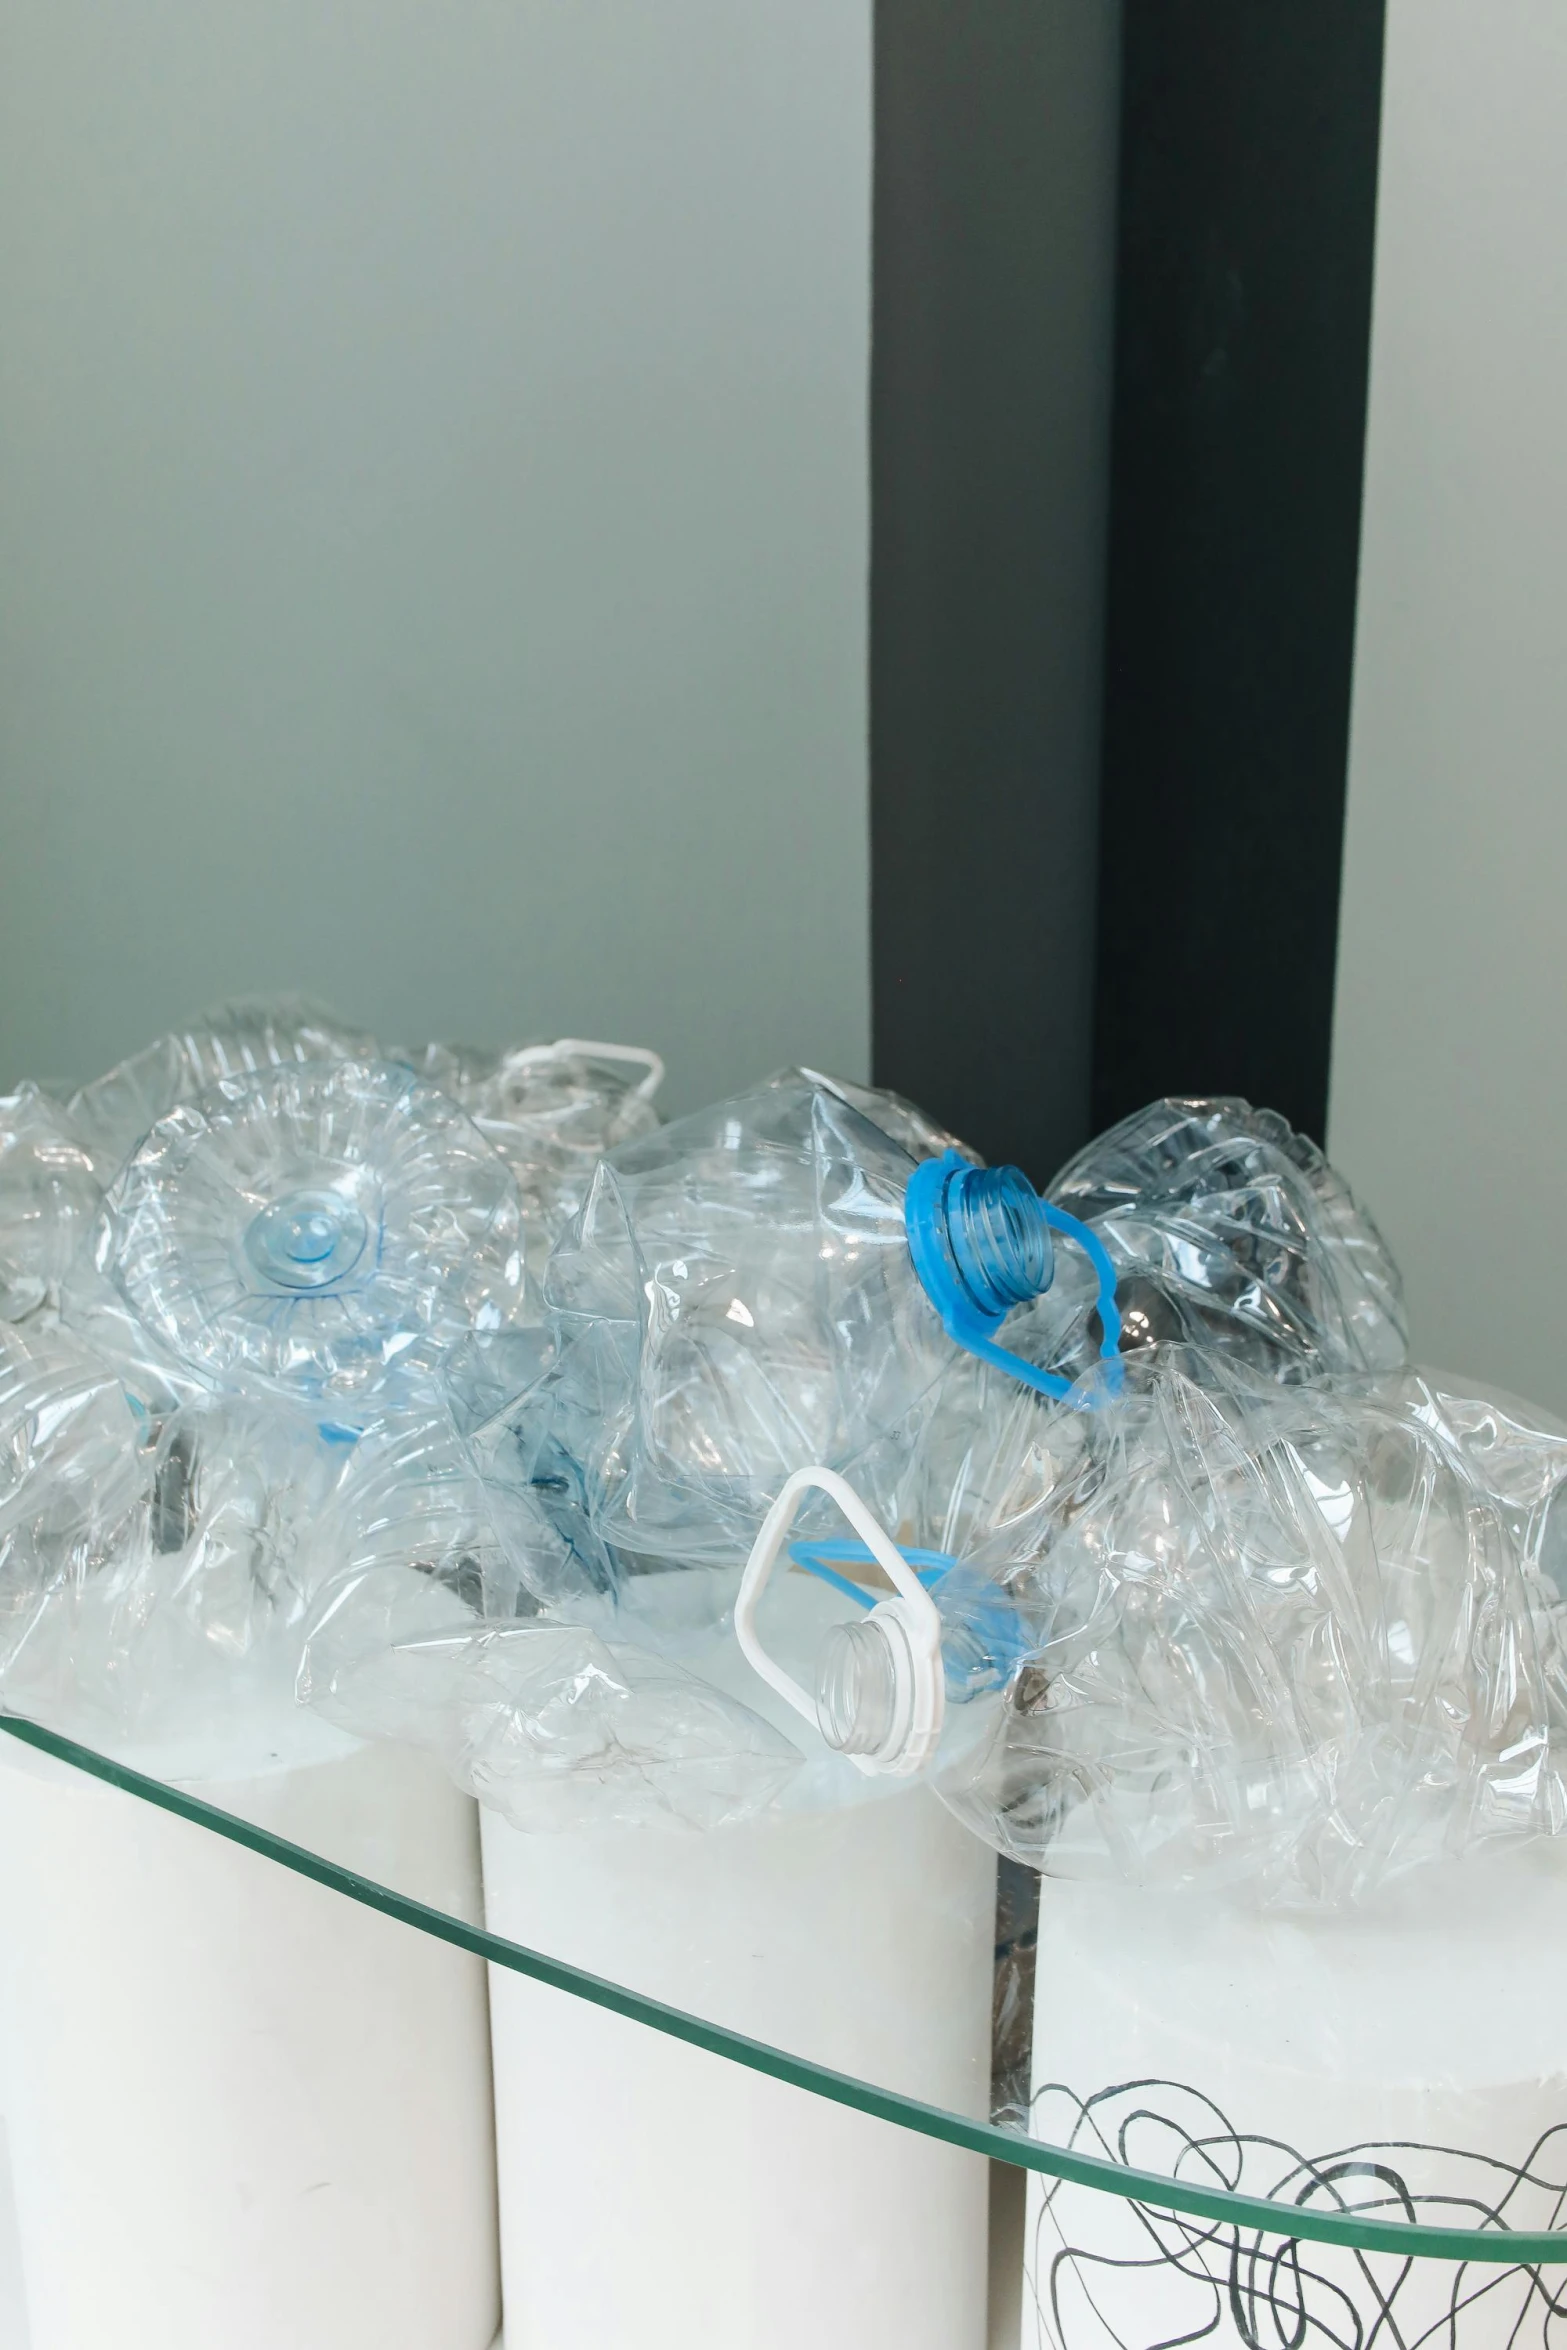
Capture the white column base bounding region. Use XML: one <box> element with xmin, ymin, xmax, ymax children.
<box><xmin>484</xmin><ymin>1785</ymin><xmax>996</xmax><ymax>2350</ymax></box>
<box><xmin>1020</xmin><ymin>1860</ymin><xmax>1567</xmax><ymax>2350</ymax></box>
<box><xmin>0</xmin><ymin>2118</ymin><xmax>29</xmax><ymax>2350</ymax></box>
<box><xmin>0</xmin><ymin>1733</ymin><xmax>501</xmax><ymax>2350</ymax></box>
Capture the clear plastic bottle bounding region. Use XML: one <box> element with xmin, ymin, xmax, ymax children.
<box><xmin>1043</xmin><ymin>1095</ymin><xmax>1408</xmax><ymax>1381</ymax></box>
<box><xmin>0</xmin><ymin>1084</ymin><xmax>103</xmax><ymax>1321</ymax></box>
<box><xmin>103</xmin><ymin>1060</ymin><xmax>524</xmax><ymax>1403</ymax></box>
<box><xmin>731</xmin><ymin>1462</ymin><xmax>1043</xmax><ymax>1792</ymax></box>
<box><xmin>67</xmin><ymin>996</ymin><xmax>377</xmax><ymax>1176</ymax></box>
<box><xmin>525</xmin><ymin>1067</ymin><xmax>1118</xmax><ymax>1573</ymax></box>
<box><xmin>296</xmin><ymin>1409</ymin><xmax>801</xmax><ymax>1833</ymax></box>
<box><xmin>2</xmin><ymin>1385</ymin><xmax>352</xmax><ymax>1738</ymax></box>
<box><xmin>934</xmin><ymin>1348</ymin><xmax>1567</xmax><ymax>1905</ymax></box>
<box><xmin>0</xmin><ymin>1318</ymin><xmax>147</xmax><ymax>1699</ymax></box>
<box><xmin>405</xmin><ymin>1037</ymin><xmax>664</xmax><ymax>1273</ymax></box>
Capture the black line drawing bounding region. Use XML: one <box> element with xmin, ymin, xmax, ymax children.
<box><xmin>1021</xmin><ymin>2079</ymin><xmax>1567</xmax><ymax>2350</ymax></box>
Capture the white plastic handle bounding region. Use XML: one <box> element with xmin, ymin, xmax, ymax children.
<box><xmin>501</xmin><ymin>1039</ymin><xmax>666</xmax><ymax>1103</ymax></box>
<box><xmin>734</xmin><ymin>1467</ymin><xmax>945</xmax><ymax>1777</ymax></box>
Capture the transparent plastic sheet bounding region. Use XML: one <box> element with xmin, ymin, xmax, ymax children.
<box><xmin>853</xmin><ymin>1308</ymin><xmax>1097</xmax><ymax>1572</ymax></box>
<box><xmin>1041</xmin><ymin>1096</ymin><xmax>1409</xmax><ymax>1384</ymax></box>
<box><xmin>798</xmin><ymin>1067</ymin><xmax>979</xmax><ymax>1171</ymax></box>
<box><xmin>939</xmin><ymin>1348</ymin><xmax>1567</xmax><ymax>1907</ymax></box>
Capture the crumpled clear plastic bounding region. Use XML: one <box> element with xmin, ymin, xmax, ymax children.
<box><xmin>516</xmin><ymin>1068</ymin><xmax>986</xmax><ymax>1572</ymax></box>
<box><xmin>0</xmin><ymin>1318</ymin><xmax>145</xmax><ymax>1550</ymax></box>
<box><xmin>939</xmin><ymin>1350</ymin><xmax>1567</xmax><ymax>1907</ymax></box>
<box><xmin>66</xmin><ymin>996</ymin><xmax>377</xmax><ymax>1176</ymax></box>
<box><xmin>1041</xmin><ymin>1098</ymin><xmax>1408</xmax><ymax>1384</ymax></box>
<box><xmin>0</xmin><ymin>1317</ymin><xmax>163</xmax><ymax>1715</ymax></box>
<box><xmin>797</xmin><ymin>1070</ymin><xmax>978</xmax><ymax>1171</ymax></box>
<box><xmin>0</xmin><ymin>1029</ymin><xmax>1476</xmax><ymax>1871</ymax></box>
<box><xmin>0</xmin><ymin>1085</ymin><xmax>103</xmax><ymax>1322</ymax></box>
<box><xmin>405</xmin><ymin>1039</ymin><xmax>664</xmax><ymax>1273</ymax></box>
<box><xmin>850</xmin><ymin>1310</ymin><xmax>1096</xmax><ymax>1577</ymax></box>
<box><xmin>450</xmin><ymin>1626</ymin><xmax>802</xmax><ymax>1833</ymax></box>
<box><xmin>53</xmin><ymin>1246</ymin><xmax>215</xmax><ymax>1418</ymax></box>
<box><xmin>297</xmin><ymin>1412</ymin><xmax>801</xmax><ymax>1831</ymax></box>
<box><xmin>0</xmin><ymin>1322</ymin><xmax>352</xmax><ymax>1735</ymax></box>
<box><xmin>103</xmin><ymin>1060</ymin><xmax>525</xmax><ymax>1401</ymax></box>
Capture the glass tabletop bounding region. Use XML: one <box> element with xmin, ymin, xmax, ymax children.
<box><xmin>5</xmin><ymin>1693</ymin><xmax>1564</xmax><ymax>2288</ymax></box>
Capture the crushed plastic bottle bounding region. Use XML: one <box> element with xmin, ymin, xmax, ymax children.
<box><xmin>297</xmin><ymin>1410</ymin><xmax>801</xmax><ymax>1831</ymax></box>
<box><xmin>518</xmin><ymin>1068</ymin><xmax>1119</xmax><ymax>1576</ymax></box>
<box><xmin>0</xmin><ymin>1318</ymin><xmax>144</xmax><ymax>1540</ymax></box>
<box><xmin>0</xmin><ymin>1318</ymin><xmax>149</xmax><ymax>1701</ymax></box>
<box><xmin>104</xmin><ymin>1060</ymin><xmax>526</xmax><ymax>1402</ymax></box>
<box><xmin>67</xmin><ymin>996</ymin><xmax>378</xmax><ymax>1176</ymax></box>
<box><xmin>935</xmin><ymin>1348</ymin><xmax>1567</xmax><ymax>1907</ymax></box>
<box><xmin>1041</xmin><ymin>1097</ymin><xmax>1408</xmax><ymax>1384</ymax></box>
<box><xmin>1</xmin><ymin>1386</ymin><xmax>352</xmax><ymax>1737</ymax></box>
<box><xmin>405</xmin><ymin>1039</ymin><xmax>664</xmax><ymax>1272</ymax></box>
<box><xmin>0</xmin><ymin>1085</ymin><xmax>103</xmax><ymax>1321</ymax></box>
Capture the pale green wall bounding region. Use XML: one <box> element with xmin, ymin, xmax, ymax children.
<box><xmin>1329</xmin><ymin>0</ymin><xmax>1567</xmax><ymax>1411</ymax></box>
<box><xmin>0</xmin><ymin>0</ymin><xmax>871</xmax><ymax>1115</ymax></box>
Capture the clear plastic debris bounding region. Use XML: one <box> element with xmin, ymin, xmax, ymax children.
<box><xmin>1</xmin><ymin>1387</ymin><xmax>351</xmax><ymax>1736</ymax></box>
<box><xmin>5</xmin><ymin>1002</ymin><xmax>1543</xmax><ymax>1896</ymax></box>
<box><xmin>449</xmin><ymin>1625</ymin><xmax>802</xmax><ymax>1833</ymax></box>
<box><xmin>1042</xmin><ymin>1097</ymin><xmax>1408</xmax><ymax>1383</ymax></box>
<box><xmin>298</xmin><ymin>1413</ymin><xmax>800</xmax><ymax>1831</ymax></box>
<box><xmin>857</xmin><ymin>1327</ymin><xmax>1096</xmax><ymax>1577</ymax></box>
<box><xmin>55</xmin><ymin>1244</ymin><xmax>216</xmax><ymax>1418</ymax></box>
<box><xmin>104</xmin><ymin>1060</ymin><xmax>526</xmax><ymax>1401</ymax></box>
<box><xmin>67</xmin><ymin>996</ymin><xmax>378</xmax><ymax>1175</ymax></box>
<box><xmin>0</xmin><ymin>1085</ymin><xmax>103</xmax><ymax>1321</ymax></box>
<box><xmin>406</xmin><ymin>1039</ymin><xmax>664</xmax><ymax>1271</ymax></box>
<box><xmin>938</xmin><ymin>1350</ymin><xmax>1567</xmax><ymax>1906</ymax></box>
<box><xmin>0</xmin><ymin>1318</ymin><xmax>152</xmax><ymax>1705</ymax></box>
<box><xmin>517</xmin><ymin>1068</ymin><xmax>1070</xmax><ymax>1575</ymax></box>
<box><xmin>798</xmin><ymin>1069</ymin><xmax>979</xmax><ymax>1171</ymax></box>
<box><xmin>0</xmin><ymin>1318</ymin><xmax>145</xmax><ymax>1542</ymax></box>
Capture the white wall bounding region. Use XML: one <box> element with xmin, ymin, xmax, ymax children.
<box><xmin>1328</xmin><ymin>0</ymin><xmax>1567</xmax><ymax>1410</ymax></box>
<box><xmin>0</xmin><ymin>0</ymin><xmax>871</xmax><ymax>1115</ymax></box>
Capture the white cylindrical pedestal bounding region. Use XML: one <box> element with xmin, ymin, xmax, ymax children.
<box><xmin>0</xmin><ymin>1728</ymin><xmax>501</xmax><ymax>2350</ymax></box>
<box><xmin>0</xmin><ymin>2119</ymin><xmax>29</xmax><ymax>2350</ymax></box>
<box><xmin>1020</xmin><ymin>1853</ymin><xmax>1567</xmax><ymax>2350</ymax></box>
<box><xmin>483</xmin><ymin>1783</ymin><xmax>996</xmax><ymax>2350</ymax></box>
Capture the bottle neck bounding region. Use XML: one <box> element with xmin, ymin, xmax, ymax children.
<box><xmin>905</xmin><ymin>1152</ymin><xmax>1056</xmax><ymax>1339</ymax></box>
<box><xmin>941</xmin><ymin>1162</ymin><xmax>1053</xmax><ymax>1317</ymax></box>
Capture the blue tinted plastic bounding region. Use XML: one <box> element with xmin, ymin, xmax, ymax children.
<box><xmin>906</xmin><ymin>1152</ymin><xmax>1122</xmax><ymax>1402</ymax></box>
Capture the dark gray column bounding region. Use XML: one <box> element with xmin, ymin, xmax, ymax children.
<box><xmin>870</xmin><ymin>0</ymin><xmax>1123</xmax><ymax>1181</ymax></box>
<box><xmin>1090</xmin><ymin>1</ymin><xmax>1387</xmax><ymax>1144</ymax></box>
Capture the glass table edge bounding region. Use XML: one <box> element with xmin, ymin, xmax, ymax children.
<box><xmin>1</xmin><ymin>1708</ymin><xmax>1558</xmax><ymax>2271</ymax></box>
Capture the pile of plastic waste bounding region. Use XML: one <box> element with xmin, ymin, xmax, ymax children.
<box><xmin>4</xmin><ymin>1001</ymin><xmax>1567</xmax><ymax>1906</ymax></box>
<box><xmin>0</xmin><ymin>1005</ymin><xmax>662</xmax><ymax>1747</ymax></box>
